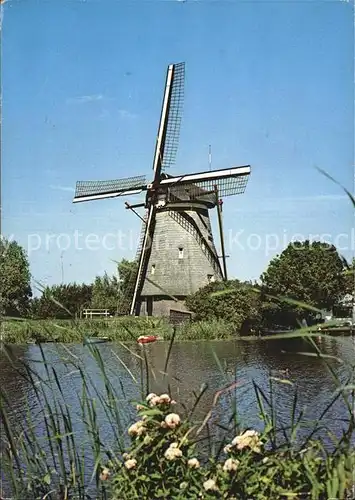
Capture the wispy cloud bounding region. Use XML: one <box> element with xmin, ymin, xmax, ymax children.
<box><xmin>98</xmin><ymin>108</ymin><xmax>136</xmax><ymax>121</ymax></box>
<box><xmin>66</xmin><ymin>94</ymin><xmax>104</xmax><ymax>105</ymax></box>
<box><xmin>118</xmin><ymin>109</ymin><xmax>137</xmax><ymax>120</ymax></box>
<box><xmin>49</xmin><ymin>184</ymin><xmax>75</xmax><ymax>193</ymax></box>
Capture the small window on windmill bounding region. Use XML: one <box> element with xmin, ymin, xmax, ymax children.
<box><xmin>151</xmin><ymin>264</ymin><xmax>156</xmax><ymax>275</ymax></box>
<box><xmin>178</xmin><ymin>246</ymin><xmax>184</xmax><ymax>259</ymax></box>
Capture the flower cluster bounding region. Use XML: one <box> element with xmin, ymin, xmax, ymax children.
<box><xmin>223</xmin><ymin>458</ymin><xmax>239</xmax><ymax>472</ymax></box>
<box><xmin>99</xmin><ymin>467</ymin><xmax>110</xmax><ymax>481</ymax></box>
<box><xmin>128</xmin><ymin>420</ymin><xmax>146</xmax><ymax>437</ymax></box>
<box><xmin>203</xmin><ymin>478</ymin><xmax>218</xmax><ymax>492</ymax></box>
<box><xmin>164</xmin><ymin>442</ymin><xmax>183</xmax><ymax>461</ymax></box>
<box><xmin>129</xmin><ymin>393</ymin><xmax>182</xmax><ymax>440</ymax></box>
<box><xmin>145</xmin><ymin>392</ymin><xmax>177</xmax><ymax>407</ymax></box>
<box><xmin>187</xmin><ymin>457</ymin><xmax>200</xmax><ymax>469</ymax></box>
<box><xmin>107</xmin><ymin>395</ymin><xmax>267</xmax><ymax>498</ymax></box>
<box><xmin>161</xmin><ymin>413</ymin><xmax>181</xmax><ymax>429</ymax></box>
<box><xmin>124</xmin><ymin>458</ymin><xmax>137</xmax><ymax>470</ymax></box>
<box><xmin>224</xmin><ymin>429</ymin><xmax>262</xmax><ymax>455</ymax></box>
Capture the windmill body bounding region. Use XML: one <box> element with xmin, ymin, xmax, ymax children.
<box><xmin>138</xmin><ymin>197</ymin><xmax>223</xmax><ymax>316</ymax></box>
<box><xmin>73</xmin><ymin>63</ymin><xmax>251</xmax><ymax>317</ymax></box>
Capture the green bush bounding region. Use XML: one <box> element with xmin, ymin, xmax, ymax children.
<box><xmin>186</xmin><ymin>280</ymin><xmax>262</xmax><ymax>332</ymax></box>
<box><xmin>103</xmin><ymin>393</ymin><xmax>355</xmax><ymax>499</ymax></box>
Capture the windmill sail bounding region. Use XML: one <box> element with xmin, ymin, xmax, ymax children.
<box><xmin>73</xmin><ymin>175</ymin><xmax>147</xmax><ymax>203</ymax></box>
<box><xmin>161</xmin><ymin>165</ymin><xmax>251</xmax><ymax>200</ymax></box>
<box><xmin>161</xmin><ymin>62</ymin><xmax>185</xmax><ymax>170</ymax></box>
<box><xmin>152</xmin><ymin>63</ymin><xmax>185</xmax><ymax>182</ymax></box>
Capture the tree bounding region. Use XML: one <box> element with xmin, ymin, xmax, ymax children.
<box><xmin>343</xmin><ymin>258</ymin><xmax>355</xmax><ymax>296</ymax></box>
<box><xmin>91</xmin><ymin>260</ymin><xmax>137</xmax><ymax>315</ymax></box>
<box><xmin>185</xmin><ymin>279</ymin><xmax>262</xmax><ymax>332</ymax></box>
<box><xmin>0</xmin><ymin>238</ymin><xmax>32</xmax><ymax>317</ymax></box>
<box><xmin>91</xmin><ymin>272</ymin><xmax>121</xmax><ymax>313</ymax></box>
<box><xmin>31</xmin><ymin>283</ymin><xmax>93</xmax><ymax>319</ymax></box>
<box><xmin>116</xmin><ymin>259</ymin><xmax>137</xmax><ymax>315</ymax></box>
<box><xmin>117</xmin><ymin>259</ymin><xmax>137</xmax><ymax>295</ymax></box>
<box><xmin>260</xmin><ymin>240</ymin><xmax>346</xmax><ymax>326</ymax></box>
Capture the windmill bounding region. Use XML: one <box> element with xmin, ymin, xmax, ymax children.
<box><xmin>73</xmin><ymin>62</ymin><xmax>251</xmax><ymax>317</ymax></box>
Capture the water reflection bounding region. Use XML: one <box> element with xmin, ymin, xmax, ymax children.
<box><xmin>0</xmin><ymin>345</ymin><xmax>37</xmax><ymax>417</ymax></box>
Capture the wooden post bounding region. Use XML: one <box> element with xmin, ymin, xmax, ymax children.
<box><xmin>214</xmin><ymin>184</ymin><xmax>228</xmax><ymax>281</ymax></box>
<box><xmin>125</xmin><ymin>202</ymin><xmax>147</xmax><ymax>223</ymax></box>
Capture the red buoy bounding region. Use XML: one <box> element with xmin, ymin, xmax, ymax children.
<box><xmin>137</xmin><ymin>335</ymin><xmax>158</xmax><ymax>344</ymax></box>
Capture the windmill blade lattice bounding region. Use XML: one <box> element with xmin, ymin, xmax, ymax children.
<box><xmin>191</xmin><ymin>173</ymin><xmax>249</xmax><ymax>198</ymax></box>
<box><xmin>74</xmin><ymin>175</ymin><xmax>147</xmax><ymax>201</ymax></box>
<box><xmin>161</xmin><ymin>62</ymin><xmax>185</xmax><ymax>170</ymax></box>
<box><xmin>160</xmin><ymin>165</ymin><xmax>251</xmax><ymax>200</ymax></box>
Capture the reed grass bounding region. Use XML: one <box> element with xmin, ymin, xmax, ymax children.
<box><xmin>1</xmin><ymin>317</ymin><xmax>238</xmax><ymax>344</ymax></box>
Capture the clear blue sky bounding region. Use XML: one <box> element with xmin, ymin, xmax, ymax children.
<box><xmin>2</xmin><ymin>0</ymin><xmax>354</xmax><ymax>291</ymax></box>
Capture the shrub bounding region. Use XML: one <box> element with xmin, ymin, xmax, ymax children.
<box><xmin>186</xmin><ymin>280</ymin><xmax>262</xmax><ymax>332</ymax></box>
<box><xmin>102</xmin><ymin>393</ymin><xmax>355</xmax><ymax>499</ymax></box>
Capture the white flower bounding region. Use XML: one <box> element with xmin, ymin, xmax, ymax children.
<box><xmin>99</xmin><ymin>467</ymin><xmax>110</xmax><ymax>481</ymax></box>
<box><xmin>159</xmin><ymin>393</ymin><xmax>171</xmax><ymax>404</ymax></box>
<box><xmin>169</xmin><ymin>442</ymin><xmax>179</xmax><ymax>448</ymax></box>
<box><xmin>149</xmin><ymin>395</ymin><xmax>161</xmax><ymax>407</ymax></box>
<box><xmin>231</xmin><ymin>429</ymin><xmax>262</xmax><ymax>453</ymax></box>
<box><xmin>128</xmin><ymin>420</ymin><xmax>146</xmax><ymax>437</ymax></box>
<box><xmin>164</xmin><ymin>446</ymin><xmax>183</xmax><ymax>460</ymax></box>
<box><xmin>122</xmin><ymin>452</ymin><xmax>131</xmax><ymax>460</ymax></box>
<box><xmin>164</xmin><ymin>413</ymin><xmax>181</xmax><ymax>429</ymax></box>
<box><xmin>136</xmin><ymin>404</ymin><xmax>145</xmax><ymax>411</ymax></box>
<box><xmin>187</xmin><ymin>458</ymin><xmax>200</xmax><ymax>469</ymax></box>
<box><xmin>262</xmin><ymin>456</ymin><xmax>269</xmax><ymax>464</ymax></box>
<box><xmin>243</xmin><ymin>429</ymin><xmax>259</xmax><ymax>438</ymax></box>
<box><xmin>223</xmin><ymin>444</ymin><xmax>232</xmax><ymax>454</ymax></box>
<box><xmin>180</xmin><ymin>481</ymin><xmax>188</xmax><ymax>489</ymax></box>
<box><xmin>124</xmin><ymin>458</ymin><xmax>137</xmax><ymax>470</ymax></box>
<box><xmin>146</xmin><ymin>393</ymin><xmax>157</xmax><ymax>402</ymax></box>
<box><xmin>223</xmin><ymin>458</ymin><xmax>239</xmax><ymax>472</ymax></box>
<box><xmin>203</xmin><ymin>479</ymin><xmax>218</xmax><ymax>491</ymax></box>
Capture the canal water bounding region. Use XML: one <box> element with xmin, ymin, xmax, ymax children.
<box><xmin>0</xmin><ymin>336</ymin><xmax>354</xmax><ymax>495</ymax></box>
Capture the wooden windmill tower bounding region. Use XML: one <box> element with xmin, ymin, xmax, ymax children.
<box><xmin>73</xmin><ymin>63</ymin><xmax>251</xmax><ymax>317</ymax></box>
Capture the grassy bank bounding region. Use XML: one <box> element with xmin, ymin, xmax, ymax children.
<box><xmin>0</xmin><ymin>317</ymin><xmax>238</xmax><ymax>344</ymax></box>
<box><xmin>1</xmin><ymin>330</ymin><xmax>354</xmax><ymax>499</ymax></box>
<box><xmin>2</xmin><ymin>317</ymin><xmax>353</xmax><ymax>344</ymax></box>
